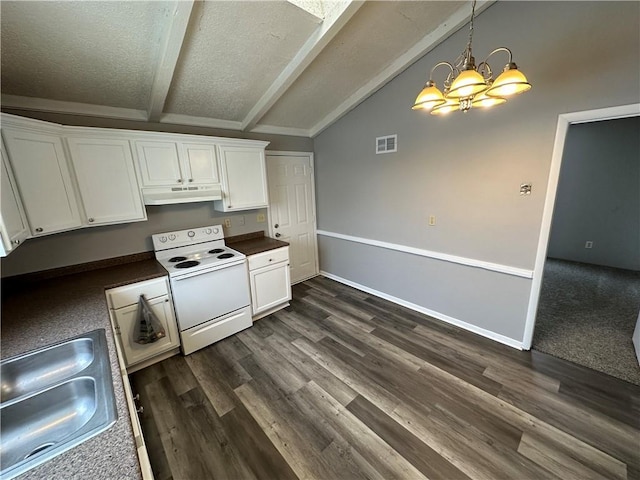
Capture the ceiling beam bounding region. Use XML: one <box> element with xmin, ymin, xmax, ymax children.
<box><xmin>309</xmin><ymin>0</ymin><xmax>495</xmax><ymax>137</ymax></box>
<box><xmin>147</xmin><ymin>0</ymin><xmax>195</xmax><ymax>122</ymax></box>
<box><xmin>242</xmin><ymin>0</ymin><xmax>364</xmax><ymax>132</ymax></box>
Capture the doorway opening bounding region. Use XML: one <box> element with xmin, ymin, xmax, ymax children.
<box><xmin>523</xmin><ymin>104</ymin><xmax>640</xmax><ymax>384</ymax></box>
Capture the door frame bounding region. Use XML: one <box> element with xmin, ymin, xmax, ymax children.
<box><xmin>265</xmin><ymin>150</ymin><xmax>320</xmax><ymax>283</ymax></box>
<box><xmin>522</xmin><ymin>103</ymin><xmax>640</xmax><ymax>349</ymax></box>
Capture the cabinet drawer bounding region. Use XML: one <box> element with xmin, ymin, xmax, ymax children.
<box><xmin>248</xmin><ymin>246</ymin><xmax>289</xmax><ymax>271</ymax></box>
<box><xmin>106</xmin><ymin>276</ymin><xmax>169</xmax><ymax>310</ymax></box>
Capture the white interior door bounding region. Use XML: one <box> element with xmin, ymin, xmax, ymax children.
<box><xmin>266</xmin><ymin>152</ymin><xmax>318</xmax><ymax>284</ymax></box>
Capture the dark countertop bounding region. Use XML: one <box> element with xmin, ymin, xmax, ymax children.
<box><xmin>1</xmin><ymin>258</ymin><xmax>167</xmax><ymax>480</ymax></box>
<box><xmin>227</xmin><ymin>231</ymin><xmax>289</xmax><ymax>256</ymax></box>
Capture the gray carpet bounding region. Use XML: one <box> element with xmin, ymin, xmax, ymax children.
<box><xmin>533</xmin><ymin>258</ymin><xmax>640</xmax><ymax>385</ymax></box>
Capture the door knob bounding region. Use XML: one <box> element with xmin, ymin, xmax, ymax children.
<box><xmin>275</xmin><ymin>233</ymin><xmax>281</xmax><ymax>238</ymax></box>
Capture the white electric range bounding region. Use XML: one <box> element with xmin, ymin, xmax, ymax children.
<box><xmin>152</xmin><ymin>225</ymin><xmax>252</xmax><ymax>355</ymax></box>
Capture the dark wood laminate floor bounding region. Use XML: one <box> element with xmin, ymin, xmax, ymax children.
<box><xmin>130</xmin><ymin>276</ymin><xmax>640</xmax><ymax>480</ymax></box>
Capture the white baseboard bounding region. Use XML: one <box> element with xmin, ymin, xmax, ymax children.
<box><xmin>319</xmin><ymin>271</ymin><xmax>524</xmax><ymax>351</ymax></box>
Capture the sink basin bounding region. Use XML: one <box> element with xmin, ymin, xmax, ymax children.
<box><xmin>1</xmin><ymin>337</ymin><xmax>94</xmax><ymax>403</ymax></box>
<box><xmin>0</xmin><ymin>329</ymin><xmax>117</xmax><ymax>480</ymax></box>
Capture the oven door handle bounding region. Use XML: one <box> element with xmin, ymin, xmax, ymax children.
<box><xmin>171</xmin><ymin>259</ymin><xmax>246</xmax><ymax>281</ymax></box>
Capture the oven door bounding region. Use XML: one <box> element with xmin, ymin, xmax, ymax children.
<box><xmin>169</xmin><ymin>260</ymin><xmax>250</xmax><ymax>331</ymax></box>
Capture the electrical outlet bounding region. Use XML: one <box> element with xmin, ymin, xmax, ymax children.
<box><xmin>224</xmin><ymin>218</ymin><xmax>231</xmax><ymax>228</ymax></box>
<box><xmin>237</xmin><ymin>215</ymin><xmax>245</xmax><ymax>226</ymax></box>
<box><xmin>585</xmin><ymin>241</ymin><xmax>593</xmax><ymax>249</ymax></box>
<box><xmin>257</xmin><ymin>213</ymin><xmax>266</xmax><ymax>223</ymax></box>
<box><xmin>429</xmin><ymin>215</ymin><xmax>436</xmax><ymax>226</ymax></box>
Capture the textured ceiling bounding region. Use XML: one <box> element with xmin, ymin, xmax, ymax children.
<box><xmin>0</xmin><ymin>0</ymin><xmax>486</xmax><ymax>137</ymax></box>
<box><xmin>164</xmin><ymin>1</ymin><xmax>321</xmax><ymax>121</ymax></box>
<box><xmin>1</xmin><ymin>1</ymin><xmax>169</xmax><ymax>109</ymax></box>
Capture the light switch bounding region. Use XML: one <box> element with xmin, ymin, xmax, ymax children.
<box><xmin>429</xmin><ymin>215</ymin><xmax>436</xmax><ymax>226</ymax></box>
<box><xmin>257</xmin><ymin>213</ymin><xmax>266</xmax><ymax>223</ymax></box>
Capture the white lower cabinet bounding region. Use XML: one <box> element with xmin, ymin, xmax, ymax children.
<box><xmin>248</xmin><ymin>246</ymin><xmax>291</xmax><ymax>319</ymax></box>
<box><xmin>110</xmin><ymin>333</ymin><xmax>154</xmax><ymax>480</ymax></box>
<box><xmin>106</xmin><ymin>277</ymin><xmax>180</xmax><ymax>371</ymax></box>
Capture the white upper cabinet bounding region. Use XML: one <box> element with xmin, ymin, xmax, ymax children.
<box><xmin>215</xmin><ymin>145</ymin><xmax>268</xmax><ymax>212</ymax></box>
<box><xmin>135</xmin><ymin>139</ymin><xmax>219</xmax><ymax>187</ymax></box>
<box><xmin>66</xmin><ymin>136</ymin><xmax>146</xmax><ymax>226</ymax></box>
<box><xmin>0</xmin><ymin>141</ymin><xmax>29</xmax><ymax>256</ymax></box>
<box><xmin>1</xmin><ymin>124</ymin><xmax>82</xmax><ymax>236</ymax></box>
<box><xmin>135</xmin><ymin>141</ymin><xmax>182</xmax><ymax>187</ymax></box>
<box><xmin>180</xmin><ymin>142</ymin><xmax>220</xmax><ymax>185</ymax></box>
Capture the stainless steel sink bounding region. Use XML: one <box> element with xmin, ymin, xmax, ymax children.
<box><xmin>0</xmin><ymin>329</ymin><xmax>118</xmax><ymax>480</ymax></box>
<box><xmin>1</xmin><ymin>337</ymin><xmax>95</xmax><ymax>403</ymax></box>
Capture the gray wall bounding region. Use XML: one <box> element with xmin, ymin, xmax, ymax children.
<box><xmin>548</xmin><ymin>117</ymin><xmax>640</xmax><ymax>270</ymax></box>
<box><xmin>0</xmin><ymin>112</ymin><xmax>313</xmax><ymax>277</ymax></box>
<box><xmin>313</xmin><ymin>1</ymin><xmax>640</xmax><ymax>343</ymax></box>
<box><xmin>1</xmin><ymin>205</ymin><xmax>267</xmax><ymax>277</ymax></box>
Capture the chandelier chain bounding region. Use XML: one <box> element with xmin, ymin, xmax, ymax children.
<box><xmin>467</xmin><ymin>0</ymin><xmax>476</xmax><ymax>54</ymax></box>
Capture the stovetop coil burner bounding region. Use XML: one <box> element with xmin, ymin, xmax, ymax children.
<box><xmin>217</xmin><ymin>253</ymin><xmax>234</xmax><ymax>259</ymax></box>
<box><xmin>175</xmin><ymin>260</ymin><xmax>200</xmax><ymax>269</ymax></box>
<box><xmin>208</xmin><ymin>248</ymin><xmax>225</xmax><ymax>254</ymax></box>
<box><xmin>169</xmin><ymin>256</ymin><xmax>188</xmax><ymax>263</ymax></box>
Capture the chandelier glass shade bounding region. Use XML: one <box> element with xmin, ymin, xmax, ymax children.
<box><xmin>412</xmin><ymin>0</ymin><xmax>531</xmax><ymax>115</ymax></box>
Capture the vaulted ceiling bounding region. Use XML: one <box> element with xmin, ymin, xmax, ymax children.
<box><xmin>1</xmin><ymin>1</ymin><xmax>492</xmax><ymax>138</ymax></box>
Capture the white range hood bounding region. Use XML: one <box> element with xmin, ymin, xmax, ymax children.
<box><xmin>142</xmin><ymin>185</ymin><xmax>222</xmax><ymax>205</ymax></box>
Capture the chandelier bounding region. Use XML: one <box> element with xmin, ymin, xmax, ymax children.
<box><xmin>412</xmin><ymin>0</ymin><xmax>531</xmax><ymax>115</ymax></box>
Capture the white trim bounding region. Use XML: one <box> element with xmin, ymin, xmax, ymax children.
<box><xmin>317</xmin><ymin>229</ymin><xmax>533</xmax><ymax>279</ymax></box>
<box><xmin>1</xmin><ymin>95</ymin><xmax>148</xmax><ymax>121</ymax></box>
<box><xmin>147</xmin><ymin>1</ymin><xmax>195</xmax><ymax>122</ymax></box>
<box><xmin>320</xmin><ymin>271</ymin><xmax>524</xmax><ymax>350</ymax></box>
<box><xmin>522</xmin><ymin>103</ymin><xmax>640</xmax><ymax>349</ymax></box>
<box><xmin>309</xmin><ymin>1</ymin><xmax>495</xmax><ymax>137</ymax></box>
<box><xmin>249</xmin><ymin>124</ymin><xmax>312</xmax><ymax>138</ymax></box>
<box><xmin>158</xmin><ymin>113</ymin><xmax>243</xmax><ymax>130</ymax></box>
<box><xmin>241</xmin><ymin>0</ymin><xmax>364</xmax><ymax>131</ymax></box>
<box><xmin>265</xmin><ymin>150</ymin><xmax>314</xmax><ymax>157</ymax></box>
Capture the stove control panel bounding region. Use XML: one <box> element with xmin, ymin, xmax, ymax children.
<box><xmin>152</xmin><ymin>224</ymin><xmax>224</xmax><ymax>251</ymax></box>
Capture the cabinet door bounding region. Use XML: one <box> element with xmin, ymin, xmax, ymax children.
<box><xmin>135</xmin><ymin>141</ymin><xmax>183</xmax><ymax>187</ymax></box>
<box><xmin>2</xmin><ymin>127</ymin><xmax>81</xmax><ymax>236</ymax></box>
<box><xmin>113</xmin><ymin>295</ymin><xmax>180</xmax><ymax>367</ymax></box>
<box><xmin>180</xmin><ymin>142</ymin><xmax>219</xmax><ymax>185</ymax></box>
<box><xmin>67</xmin><ymin>137</ymin><xmax>146</xmax><ymax>225</ymax></box>
<box><xmin>216</xmin><ymin>146</ymin><xmax>268</xmax><ymax>211</ymax></box>
<box><xmin>0</xmin><ymin>143</ymin><xmax>29</xmax><ymax>255</ymax></box>
<box><xmin>250</xmin><ymin>261</ymin><xmax>291</xmax><ymax>315</ymax></box>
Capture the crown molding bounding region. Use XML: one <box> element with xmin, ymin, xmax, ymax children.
<box><xmin>157</xmin><ymin>113</ymin><xmax>243</xmax><ymax>130</ymax></box>
<box><xmin>1</xmin><ymin>94</ymin><xmax>148</xmax><ymax>121</ymax></box>
<box><xmin>249</xmin><ymin>124</ymin><xmax>312</xmax><ymax>138</ymax></box>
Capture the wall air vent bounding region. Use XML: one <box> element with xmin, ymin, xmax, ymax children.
<box><xmin>376</xmin><ymin>134</ymin><xmax>397</xmax><ymax>154</ymax></box>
